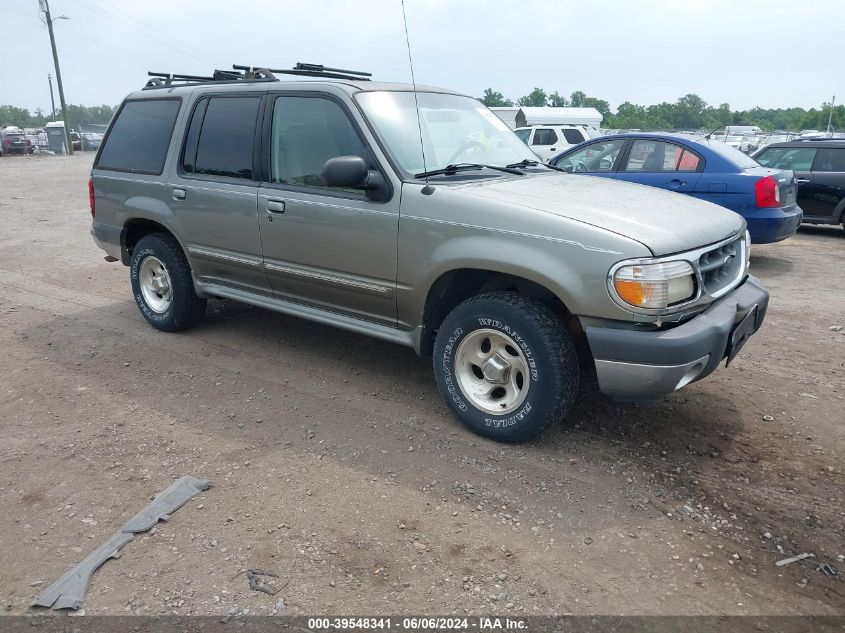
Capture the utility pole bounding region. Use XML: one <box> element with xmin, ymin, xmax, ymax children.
<box><xmin>47</xmin><ymin>73</ymin><xmax>56</xmax><ymax>121</ymax></box>
<box><xmin>826</xmin><ymin>95</ymin><xmax>836</xmax><ymax>137</ymax></box>
<box><xmin>39</xmin><ymin>0</ymin><xmax>73</xmax><ymax>154</ymax></box>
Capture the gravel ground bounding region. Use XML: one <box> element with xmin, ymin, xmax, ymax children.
<box><xmin>0</xmin><ymin>153</ymin><xmax>843</xmax><ymax>617</ymax></box>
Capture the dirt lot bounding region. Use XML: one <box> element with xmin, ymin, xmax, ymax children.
<box><xmin>0</xmin><ymin>154</ymin><xmax>843</xmax><ymax>617</ymax></box>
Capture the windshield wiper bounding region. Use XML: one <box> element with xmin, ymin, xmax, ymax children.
<box><xmin>506</xmin><ymin>158</ymin><xmax>567</xmax><ymax>172</ymax></box>
<box><xmin>414</xmin><ymin>163</ymin><xmax>524</xmax><ymax>179</ymax></box>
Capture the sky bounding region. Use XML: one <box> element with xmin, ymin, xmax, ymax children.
<box><xmin>1</xmin><ymin>0</ymin><xmax>841</xmax><ymax>114</ymax></box>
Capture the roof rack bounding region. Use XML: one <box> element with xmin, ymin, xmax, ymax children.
<box><xmin>233</xmin><ymin>62</ymin><xmax>371</xmax><ymax>81</ymax></box>
<box><xmin>143</xmin><ymin>62</ymin><xmax>371</xmax><ymax>89</ymax></box>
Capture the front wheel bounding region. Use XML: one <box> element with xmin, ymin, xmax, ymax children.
<box><xmin>432</xmin><ymin>292</ymin><xmax>579</xmax><ymax>442</ymax></box>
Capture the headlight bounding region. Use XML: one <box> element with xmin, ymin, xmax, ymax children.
<box><xmin>613</xmin><ymin>261</ymin><xmax>695</xmax><ymax>309</ymax></box>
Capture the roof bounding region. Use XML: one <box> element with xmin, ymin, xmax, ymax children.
<box><xmin>761</xmin><ymin>139</ymin><xmax>845</xmax><ymax>149</ymax></box>
<box><xmin>587</xmin><ymin>131</ymin><xmax>710</xmax><ymax>144</ymax></box>
<box><xmin>134</xmin><ymin>77</ymin><xmax>466</xmax><ymax>99</ymax></box>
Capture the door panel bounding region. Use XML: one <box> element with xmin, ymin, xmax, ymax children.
<box><xmin>257</xmin><ymin>94</ymin><xmax>399</xmax><ymax>325</ymax></box>
<box><xmin>614</xmin><ymin>139</ymin><xmax>702</xmax><ymax>193</ymax></box>
<box><xmin>792</xmin><ymin>170</ymin><xmax>819</xmax><ymax>217</ymax></box>
<box><xmin>170</xmin><ymin>94</ymin><xmax>269</xmax><ymax>294</ymax></box>
<box><xmin>807</xmin><ymin>148</ymin><xmax>845</xmax><ymax>221</ymax></box>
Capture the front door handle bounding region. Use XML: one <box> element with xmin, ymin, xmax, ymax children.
<box><xmin>668</xmin><ymin>178</ymin><xmax>687</xmax><ymax>189</ymax></box>
<box><xmin>267</xmin><ymin>200</ymin><xmax>286</xmax><ymax>213</ymax></box>
<box><xmin>795</xmin><ymin>178</ymin><xmax>811</xmax><ymax>184</ymax></box>
<box><xmin>172</xmin><ymin>188</ymin><xmax>186</xmax><ymax>200</ymax></box>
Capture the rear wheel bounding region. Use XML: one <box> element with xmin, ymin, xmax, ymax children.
<box><xmin>130</xmin><ymin>233</ymin><xmax>206</xmax><ymax>332</ymax></box>
<box><xmin>433</xmin><ymin>292</ymin><xmax>579</xmax><ymax>442</ymax></box>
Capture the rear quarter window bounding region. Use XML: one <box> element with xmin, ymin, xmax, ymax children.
<box><xmin>96</xmin><ymin>99</ymin><xmax>181</xmax><ymax>175</ymax></box>
<box><xmin>562</xmin><ymin>128</ymin><xmax>585</xmax><ymax>144</ymax></box>
<box><xmin>811</xmin><ymin>148</ymin><xmax>845</xmax><ymax>172</ymax></box>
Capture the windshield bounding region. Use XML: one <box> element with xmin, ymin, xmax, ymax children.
<box><xmin>356</xmin><ymin>91</ymin><xmax>538</xmax><ymax>176</ymax></box>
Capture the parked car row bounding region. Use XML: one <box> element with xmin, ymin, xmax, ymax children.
<box><xmin>0</xmin><ymin>125</ymin><xmax>103</xmax><ymax>155</ymax></box>
<box><xmin>547</xmin><ymin>132</ymin><xmax>803</xmax><ymax>243</ymax></box>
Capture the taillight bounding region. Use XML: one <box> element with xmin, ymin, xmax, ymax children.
<box><xmin>754</xmin><ymin>175</ymin><xmax>780</xmax><ymax>208</ymax></box>
<box><xmin>88</xmin><ymin>178</ymin><xmax>96</xmax><ymax>218</ymax></box>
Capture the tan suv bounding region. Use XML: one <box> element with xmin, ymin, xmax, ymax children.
<box><xmin>90</xmin><ymin>64</ymin><xmax>769</xmax><ymax>442</ymax></box>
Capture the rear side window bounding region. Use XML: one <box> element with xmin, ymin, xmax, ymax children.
<box><xmin>96</xmin><ymin>99</ymin><xmax>180</xmax><ymax>174</ymax></box>
<box><xmin>190</xmin><ymin>96</ymin><xmax>260</xmax><ymax>180</ymax></box>
<box><xmin>532</xmin><ymin>129</ymin><xmax>558</xmax><ymax>145</ymax></box>
<box><xmin>624</xmin><ymin>140</ymin><xmax>698</xmax><ymax>172</ymax></box>
<box><xmin>812</xmin><ymin>148</ymin><xmax>845</xmax><ymax>172</ymax></box>
<box><xmin>562</xmin><ymin>128</ymin><xmax>585</xmax><ymax>144</ymax></box>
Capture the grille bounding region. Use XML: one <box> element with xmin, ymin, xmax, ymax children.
<box><xmin>698</xmin><ymin>236</ymin><xmax>744</xmax><ymax>296</ymax></box>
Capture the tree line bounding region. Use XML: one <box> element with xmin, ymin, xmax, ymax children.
<box><xmin>0</xmin><ymin>104</ymin><xmax>116</xmax><ymax>129</ymax></box>
<box><xmin>2</xmin><ymin>92</ymin><xmax>842</xmax><ymax>133</ymax></box>
<box><xmin>480</xmin><ymin>88</ymin><xmax>843</xmax><ymax>132</ymax></box>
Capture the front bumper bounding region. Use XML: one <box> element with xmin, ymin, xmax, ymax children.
<box><xmin>585</xmin><ymin>275</ymin><xmax>769</xmax><ymax>402</ymax></box>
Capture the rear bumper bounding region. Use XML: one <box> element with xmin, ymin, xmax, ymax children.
<box><xmin>746</xmin><ymin>205</ymin><xmax>803</xmax><ymax>243</ymax></box>
<box><xmin>585</xmin><ymin>275</ymin><xmax>769</xmax><ymax>402</ymax></box>
<box><xmin>91</xmin><ymin>222</ymin><xmax>122</xmax><ymax>262</ymax></box>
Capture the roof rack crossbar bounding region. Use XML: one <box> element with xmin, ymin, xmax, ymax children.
<box><xmin>294</xmin><ymin>62</ymin><xmax>372</xmax><ymax>77</ymax></box>
<box><xmin>233</xmin><ymin>63</ymin><xmax>371</xmax><ymax>81</ymax></box>
<box><xmin>147</xmin><ymin>71</ymin><xmax>217</xmax><ymax>82</ymax></box>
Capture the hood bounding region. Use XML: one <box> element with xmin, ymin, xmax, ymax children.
<box><xmin>454</xmin><ymin>173</ymin><xmax>745</xmax><ymax>256</ymax></box>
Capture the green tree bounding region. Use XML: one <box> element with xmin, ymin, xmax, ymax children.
<box><xmin>479</xmin><ymin>88</ymin><xmax>513</xmax><ymax>107</ymax></box>
<box><xmin>547</xmin><ymin>91</ymin><xmax>568</xmax><ymax>107</ymax></box>
<box><xmin>569</xmin><ymin>90</ymin><xmax>586</xmax><ymax>107</ymax></box>
<box><xmin>517</xmin><ymin>88</ymin><xmax>548</xmax><ymax>107</ymax></box>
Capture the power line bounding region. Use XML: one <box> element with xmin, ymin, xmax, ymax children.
<box><xmin>73</xmin><ymin>0</ymin><xmax>218</xmax><ymax>67</ymax></box>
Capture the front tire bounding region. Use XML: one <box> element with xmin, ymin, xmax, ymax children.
<box><xmin>433</xmin><ymin>292</ymin><xmax>579</xmax><ymax>442</ymax></box>
<box><xmin>130</xmin><ymin>232</ymin><xmax>206</xmax><ymax>332</ymax></box>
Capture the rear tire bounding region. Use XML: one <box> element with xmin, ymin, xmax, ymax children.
<box><xmin>130</xmin><ymin>232</ymin><xmax>206</xmax><ymax>332</ymax></box>
<box><xmin>432</xmin><ymin>292</ymin><xmax>579</xmax><ymax>442</ymax></box>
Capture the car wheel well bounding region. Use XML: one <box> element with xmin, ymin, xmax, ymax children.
<box><xmin>122</xmin><ymin>220</ymin><xmax>177</xmax><ymax>265</ymax></box>
<box><xmin>420</xmin><ymin>269</ymin><xmax>588</xmax><ymax>362</ymax></box>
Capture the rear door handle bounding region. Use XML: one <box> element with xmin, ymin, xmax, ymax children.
<box><xmin>172</xmin><ymin>188</ymin><xmax>186</xmax><ymax>200</ymax></box>
<box><xmin>795</xmin><ymin>178</ymin><xmax>811</xmax><ymax>184</ymax></box>
<box><xmin>267</xmin><ymin>200</ymin><xmax>286</xmax><ymax>213</ymax></box>
<box><xmin>668</xmin><ymin>178</ymin><xmax>687</xmax><ymax>188</ymax></box>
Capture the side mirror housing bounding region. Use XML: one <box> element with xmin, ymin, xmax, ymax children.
<box><xmin>322</xmin><ymin>155</ymin><xmax>368</xmax><ymax>188</ymax></box>
<box><xmin>322</xmin><ymin>155</ymin><xmax>390</xmax><ymax>201</ymax></box>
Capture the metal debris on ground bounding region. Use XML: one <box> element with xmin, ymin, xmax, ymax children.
<box><xmin>818</xmin><ymin>564</ymin><xmax>838</xmax><ymax>577</ymax></box>
<box><xmin>775</xmin><ymin>553</ymin><xmax>813</xmax><ymax>567</ymax></box>
<box><xmin>247</xmin><ymin>569</ymin><xmax>282</xmax><ymax>595</ymax></box>
<box><xmin>32</xmin><ymin>475</ymin><xmax>212</xmax><ymax>611</ymax></box>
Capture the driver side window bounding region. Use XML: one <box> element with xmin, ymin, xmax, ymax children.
<box><xmin>270</xmin><ymin>96</ymin><xmax>368</xmax><ymax>188</ymax></box>
<box><xmin>554</xmin><ymin>139</ymin><xmax>626</xmax><ymax>173</ymax></box>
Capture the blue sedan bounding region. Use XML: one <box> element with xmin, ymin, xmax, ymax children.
<box><xmin>548</xmin><ymin>133</ymin><xmax>802</xmax><ymax>243</ymax></box>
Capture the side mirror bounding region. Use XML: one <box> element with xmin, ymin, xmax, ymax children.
<box><xmin>322</xmin><ymin>155</ymin><xmax>390</xmax><ymax>201</ymax></box>
<box><xmin>322</xmin><ymin>155</ymin><xmax>368</xmax><ymax>188</ymax></box>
